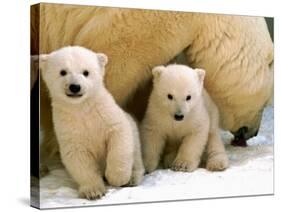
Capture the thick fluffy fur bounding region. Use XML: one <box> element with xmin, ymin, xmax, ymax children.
<box><xmin>184</xmin><ymin>15</ymin><xmax>273</xmax><ymax>137</ymax></box>
<box><xmin>141</xmin><ymin>65</ymin><xmax>228</xmax><ymax>173</ymax></box>
<box><xmin>40</xmin><ymin>46</ymin><xmax>144</xmax><ymax>199</ymax></box>
<box><xmin>31</xmin><ymin>4</ymin><xmax>273</xmax><ymax>165</ymax></box>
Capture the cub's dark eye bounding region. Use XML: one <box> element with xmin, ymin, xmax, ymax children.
<box><xmin>60</xmin><ymin>70</ymin><xmax>67</xmax><ymax>76</ymax></box>
<box><xmin>83</xmin><ymin>70</ymin><xmax>89</xmax><ymax>77</ymax></box>
<box><xmin>186</xmin><ymin>95</ymin><xmax>191</xmax><ymax>101</ymax></box>
<box><xmin>167</xmin><ymin>94</ymin><xmax>173</xmax><ymax>100</ymax></box>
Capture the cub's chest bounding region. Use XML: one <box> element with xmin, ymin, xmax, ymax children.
<box><xmin>54</xmin><ymin>108</ymin><xmax>110</xmax><ymax>140</ymax></box>
<box><xmin>164</xmin><ymin>118</ymin><xmax>193</xmax><ymax>136</ymax></box>
<box><xmin>164</xmin><ymin>122</ymin><xmax>194</xmax><ymax>148</ymax></box>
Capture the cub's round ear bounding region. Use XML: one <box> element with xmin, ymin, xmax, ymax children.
<box><xmin>39</xmin><ymin>54</ymin><xmax>49</xmax><ymax>72</ymax></box>
<box><xmin>39</xmin><ymin>54</ymin><xmax>49</xmax><ymax>63</ymax></box>
<box><xmin>97</xmin><ymin>53</ymin><xmax>108</xmax><ymax>67</ymax></box>
<box><xmin>195</xmin><ymin>68</ymin><xmax>206</xmax><ymax>84</ymax></box>
<box><xmin>152</xmin><ymin>66</ymin><xmax>166</xmax><ymax>79</ymax></box>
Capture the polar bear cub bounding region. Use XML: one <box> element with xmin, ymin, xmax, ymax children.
<box><xmin>40</xmin><ymin>46</ymin><xmax>144</xmax><ymax>199</ymax></box>
<box><xmin>141</xmin><ymin>64</ymin><xmax>229</xmax><ymax>173</ymax></box>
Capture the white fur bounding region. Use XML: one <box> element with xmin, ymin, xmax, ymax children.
<box><xmin>40</xmin><ymin>46</ymin><xmax>144</xmax><ymax>199</ymax></box>
<box><xmin>33</xmin><ymin>5</ymin><xmax>273</xmax><ymax>165</ymax></box>
<box><xmin>141</xmin><ymin>64</ymin><xmax>229</xmax><ymax>173</ymax></box>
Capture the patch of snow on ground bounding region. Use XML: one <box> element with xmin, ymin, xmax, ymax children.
<box><xmin>37</xmin><ymin>106</ymin><xmax>274</xmax><ymax>209</ymax></box>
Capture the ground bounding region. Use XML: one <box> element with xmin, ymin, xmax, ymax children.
<box><xmin>37</xmin><ymin>106</ymin><xmax>273</xmax><ymax>209</ymax></box>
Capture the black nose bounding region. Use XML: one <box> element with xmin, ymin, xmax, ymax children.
<box><xmin>174</xmin><ymin>114</ymin><xmax>184</xmax><ymax>121</ymax></box>
<box><xmin>69</xmin><ymin>84</ymin><xmax>81</xmax><ymax>93</ymax></box>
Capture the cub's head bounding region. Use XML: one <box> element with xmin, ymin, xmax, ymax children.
<box><xmin>151</xmin><ymin>64</ymin><xmax>205</xmax><ymax>121</ymax></box>
<box><xmin>40</xmin><ymin>46</ymin><xmax>108</xmax><ymax>104</ymax></box>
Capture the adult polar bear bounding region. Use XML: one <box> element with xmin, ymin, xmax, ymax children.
<box><xmin>32</xmin><ymin>3</ymin><xmax>273</xmax><ymax>160</ymax></box>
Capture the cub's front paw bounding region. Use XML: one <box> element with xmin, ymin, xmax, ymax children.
<box><xmin>105</xmin><ymin>169</ymin><xmax>131</xmax><ymax>187</ymax></box>
<box><xmin>171</xmin><ymin>158</ymin><xmax>199</xmax><ymax>172</ymax></box>
<box><xmin>79</xmin><ymin>183</ymin><xmax>106</xmax><ymax>200</ymax></box>
<box><xmin>206</xmin><ymin>153</ymin><xmax>229</xmax><ymax>171</ymax></box>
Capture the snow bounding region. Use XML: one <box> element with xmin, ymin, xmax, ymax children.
<box><xmin>37</xmin><ymin>106</ymin><xmax>274</xmax><ymax>209</ymax></box>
